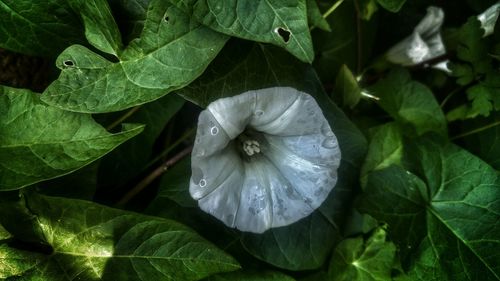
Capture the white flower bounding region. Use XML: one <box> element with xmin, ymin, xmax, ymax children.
<box><xmin>189</xmin><ymin>87</ymin><xmax>341</xmax><ymax>233</ymax></box>
<box><xmin>478</xmin><ymin>2</ymin><xmax>500</xmax><ymax>37</ymax></box>
<box><xmin>386</xmin><ymin>6</ymin><xmax>446</xmax><ymax>67</ymax></box>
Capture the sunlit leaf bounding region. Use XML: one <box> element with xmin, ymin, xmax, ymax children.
<box><xmin>0</xmin><ymin>192</ymin><xmax>240</xmax><ymax>280</ymax></box>
<box><xmin>0</xmin><ymin>86</ymin><xmax>143</xmax><ymax>190</ymax></box>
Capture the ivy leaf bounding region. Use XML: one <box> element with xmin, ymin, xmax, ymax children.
<box><xmin>0</xmin><ymin>192</ymin><xmax>240</xmax><ymax>280</ymax></box>
<box><xmin>357</xmin><ymin>136</ymin><xmax>500</xmax><ymax>280</ymax></box>
<box><xmin>0</xmin><ymin>0</ymin><xmax>86</xmax><ymax>57</ymax></box>
<box><xmin>0</xmin><ymin>86</ymin><xmax>143</xmax><ymax>190</ymax></box>
<box><xmin>41</xmin><ymin>0</ymin><xmax>228</xmax><ymax>113</ymax></box>
<box><xmin>178</xmin><ymin>42</ymin><xmax>367</xmax><ymax>270</ymax></box>
<box><xmin>462</xmin><ymin>112</ymin><xmax>500</xmax><ymax>170</ymax></box>
<box><xmin>170</xmin><ymin>0</ymin><xmax>314</xmax><ymax>63</ymax></box>
<box><xmin>369</xmin><ymin>68</ymin><xmax>447</xmax><ymax>136</ymax></box>
<box><xmin>328</xmin><ymin>226</ymin><xmax>398</xmax><ymax>281</ymax></box>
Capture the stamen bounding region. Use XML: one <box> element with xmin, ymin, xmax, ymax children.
<box><xmin>243</xmin><ymin>139</ymin><xmax>261</xmax><ymax>156</ymax></box>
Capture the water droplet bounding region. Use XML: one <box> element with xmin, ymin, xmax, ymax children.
<box><xmin>199</xmin><ymin>179</ymin><xmax>207</xmax><ymax>187</ymax></box>
<box><xmin>254</xmin><ymin>110</ymin><xmax>264</xmax><ymax>117</ymax></box>
<box><xmin>322</xmin><ymin>137</ymin><xmax>338</xmax><ymax>149</ymax></box>
<box><xmin>210</xmin><ymin>126</ymin><xmax>219</xmax><ymax>135</ymax></box>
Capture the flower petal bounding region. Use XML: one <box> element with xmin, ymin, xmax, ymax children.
<box><xmin>190</xmin><ymin>87</ymin><xmax>342</xmax><ymax>233</ymax></box>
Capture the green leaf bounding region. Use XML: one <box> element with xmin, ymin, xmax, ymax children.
<box><xmin>376</xmin><ymin>0</ymin><xmax>406</xmax><ymax>12</ymax></box>
<box><xmin>98</xmin><ymin>94</ymin><xmax>185</xmax><ymax>188</ymax></box>
<box><xmin>41</xmin><ymin>0</ymin><xmax>228</xmax><ymax>113</ymax></box>
<box><xmin>0</xmin><ymin>86</ymin><xmax>143</xmax><ymax>190</ymax></box>
<box><xmin>360</xmin><ymin>122</ymin><xmax>403</xmax><ymax>187</ymax></box>
<box><xmin>462</xmin><ymin>112</ymin><xmax>500</xmax><ymax>170</ymax></box>
<box><xmin>68</xmin><ymin>0</ymin><xmax>123</xmax><ymax>56</ymax></box>
<box><xmin>369</xmin><ymin>68</ymin><xmax>447</xmax><ymax>136</ymax></box>
<box><xmin>0</xmin><ymin>192</ymin><xmax>240</xmax><ymax>280</ymax></box>
<box><xmin>334</xmin><ymin>64</ymin><xmax>362</xmax><ymax>108</ymax></box>
<box><xmin>178</xmin><ymin>42</ymin><xmax>367</xmax><ymax>270</ymax></box>
<box><xmin>204</xmin><ymin>270</ymin><xmax>296</xmax><ymax>281</ymax></box>
<box><xmin>455</xmin><ymin>17</ymin><xmax>491</xmax><ymax>74</ymax></box>
<box><xmin>328</xmin><ymin>226</ymin><xmax>398</xmax><ymax>281</ymax></box>
<box><xmin>107</xmin><ymin>0</ymin><xmax>151</xmax><ymax>43</ymax></box>
<box><xmin>0</xmin><ymin>1</ymin><xmax>86</xmax><ymax>57</ymax></box>
<box><xmin>170</xmin><ymin>0</ymin><xmax>314</xmax><ymax>63</ymax></box>
<box><xmin>358</xmin><ymin>137</ymin><xmax>500</xmax><ymax>280</ymax></box>
<box><xmin>307</xmin><ymin>0</ymin><xmax>331</xmax><ymax>32</ymax></box>
<box><xmin>466</xmin><ymin>83</ymin><xmax>493</xmax><ymax>117</ymax></box>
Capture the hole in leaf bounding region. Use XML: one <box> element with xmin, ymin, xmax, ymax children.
<box><xmin>164</xmin><ymin>13</ymin><xmax>169</xmax><ymax>23</ymax></box>
<box><xmin>63</xmin><ymin>60</ymin><xmax>74</xmax><ymax>67</ymax></box>
<box><xmin>274</xmin><ymin>27</ymin><xmax>291</xmax><ymax>43</ymax></box>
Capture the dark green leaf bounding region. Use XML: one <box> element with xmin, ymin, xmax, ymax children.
<box><xmin>179</xmin><ymin>42</ymin><xmax>367</xmax><ymax>270</ymax></box>
<box><xmin>0</xmin><ymin>86</ymin><xmax>143</xmax><ymax>190</ymax></box>
<box><xmin>0</xmin><ymin>192</ymin><xmax>240</xmax><ymax>280</ymax></box>
<box><xmin>462</xmin><ymin>112</ymin><xmax>500</xmax><ymax>169</ymax></box>
<box><xmin>360</xmin><ymin>122</ymin><xmax>403</xmax><ymax>187</ymax></box>
<box><xmin>313</xmin><ymin>0</ymin><xmax>376</xmax><ymax>82</ymax></box>
<box><xmin>39</xmin><ymin>162</ymin><xmax>99</xmax><ymax>200</ymax></box>
<box><xmin>376</xmin><ymin>0</ymin><xmax>406</xmax><ymax>12</ymax></box>
<box><xmin>334</xmin><ymin>64</ymin><xmax>362</xmax><ymax>108</ymax></box>
<box><xmin>157</xmin><ymin>157</ymin><xmax>197</xmax><ymax>208</ymax></box>
<box><xmin>98</xmin><ymin>94</ymin><xmax>185</xmax><ymax>188</ymax></box>
<box><xmin>107</xmin><ymin>0</ymin><xmax>150</xmax><ymax>43</ymax></box>
<box><xmin>358</xmin><ymin>137</ymin><xmax>500</xmax><ymax>280</ymax></box>
<box><xmin>369</xmin><ymin>68</ymin><xmax>447</xmax><ymax>136</ymax></box>
<box><xmin>204</xmin><ymin>270</ymin><xmax>295</xmax><ymax>281</ymax></box>
<box><xmin>170</xmin><ymin>0</ymin><xmax>314</xmax><ymax>63</ymax></box>
<box><xmin>0</xmin><ymin>1</ymin><xmax>85</xmax><ymax>57</ymax></box>
<box><xmin>41</xmin><ymin>0</ymin><xmax>228</xmax><ymax>113</ymax></box>
<box><xmin>307</xmin><ymin>0</ymin><xmax>331</xmax><ymax>32</ymax></box>
<box><xmin>328</xmin><ymin>226</ymin><xmax>398</xmax><ymax>281</ymax></box>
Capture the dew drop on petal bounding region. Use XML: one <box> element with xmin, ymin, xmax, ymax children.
<box><xmin>322</xmin><ymin>137</ymin><xmax>338</xmax><ymax>149</ymax></box>
<box><xmin>210</xmin><ymin>126</ymin><xmax>219</xmax><ymax>135</ymax></box>
<box><xmin>199</xmin><ymin>179</ymin><xmax>207</xmax><ymax>187</ymax></box>
<box><xmin>254</xmin><ymin>110</ymin><xmax>264</xmax><ymax>117</ymax></box>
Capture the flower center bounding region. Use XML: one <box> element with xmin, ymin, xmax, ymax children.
<box><xmin>242</xmin><ymin>140</ymin><xmax>261</xmax><ymax>156</ymax></box>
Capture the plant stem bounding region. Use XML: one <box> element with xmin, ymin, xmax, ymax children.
<box><xmin>323</xmin><ymin>0</ymin><xmax>345</xmax><ymax>19</ymax></box>
<box><xmin>309</xmin><ymin>0</ymin><xmax>345</xmax><ymax>31</ymax></box>
<box><xmin>106</xmin><ymin>106</ymin><xmax>141</xmax><ymax>131</ymax></box>
<box><xmin>450</xmin><ymin>120</ymin><xmax>500</xmax><ymax>140</ymax></box>
<box><xmin>144</xmin><ymin>127</ymin><xmax>196</xmax><ymax>170</ymax></box>
<box><xmin>115</xmin><ymin>144</ymin><xmax>193</xmax><ymax>207</ymax></box>
<box><xmin>440</xmin><ymin>86</ymin><xmax>464</xmax><ymax>108</ymax></box>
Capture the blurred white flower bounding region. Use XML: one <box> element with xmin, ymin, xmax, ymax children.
<box><xmin>478</xmin><ymin>2</ymin><xmax>500</xmax><ymax>37</ymax></box>
<box><xmin>189</xmin><ymin>87</ymin><xmax>341</xmax><ymax>233</ymax></box>
<box><xmin>386</xmin><ymin>6</ymin><xmax>447</xmax><ymax>68</ymax></box>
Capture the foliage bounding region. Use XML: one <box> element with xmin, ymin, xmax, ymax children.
<box><xmin>0</xmin><ymin>0</ymin><xmax>499</xmax><ymax>280</ymax></box>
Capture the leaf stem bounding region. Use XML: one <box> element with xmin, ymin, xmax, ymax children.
<box><xmin>440</xmin><ymin>86</ymin><xmax>464</xmax><ymax>108</ymax></box>
<box><xmin>106</xmin><ymin>106</ymin><xmax>142</xmax><ymax>131</ymax></box>
<box><xmin>115</xmin><ymin>144</ymin><xmax>193</xmax><ymax>207</ymax></box>
<box><xmin>322</xmin><ymin>0</ymin><xmax>345</xmax><ymax>20</ymax></box>
<box><xmin>450</xmin><ymin>120</ymin><xmax>500</xmax><ymax>140</ymax></box>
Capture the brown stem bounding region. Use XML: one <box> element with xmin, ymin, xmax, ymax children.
<box><xmin>115</xmin><ymin>145</ymin><xmax>193</xmax><ymax>207</ymax></box>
